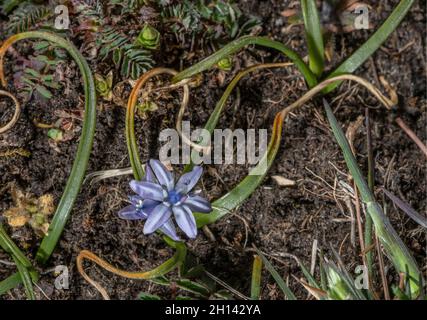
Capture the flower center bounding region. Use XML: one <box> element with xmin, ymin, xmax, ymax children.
<box><xmin>167</xmin><ymin>190</ymin><xmax>182</xmax><ymax>205</ymax></box>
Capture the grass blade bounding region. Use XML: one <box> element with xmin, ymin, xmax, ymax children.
<box><xmin>0</xmin><ymin>223</ymin><xmax>39</xmax><ymax>297</ymax></box>
<box><xmin>0</xmin><ymin>270</ymin><xmax>39</xmax><ymax>297</ymax></box>
<box><xmin>301</xmin><ymin>0</ymin><xmax>324</xmax><ymax>77</ymax></box>
<box><xmin>12</xmin><ymin>256</ymin><xmax>35</xmax><ymax>300</ymax></box>
<box><xmin>325</xmin><ymin>0</ymin><xmax>415</xmax><ymax>92</ymax></box>
<box><xmin>330</xmin><ymin>247</ymin><xmax>366</xmax><ymax>300</ymax></box>
<box><xmin>298</xmin><ymin>258</ymin><xmax>320</xmax><ymax>289</ymax></box>
<box><xmin>251</xmin><ymin>255</ymin><xmax>263</xmax><ymax>300</ymax></box>
<box><xmin>364</xmin><ymin>108</ymin><xmax>374</xmax><ymax>280</ymax></box>
<box><xmin>254</xmin><ymin>248</ymin><xmax>297</xmax><ymax>300</ymax></box>
<box><xmin>0</xmin><ymin>272</ymin><xmax>22</xmax><ymax>296</ymax></box>
<box><xmin>323</xmin><ymin>98</ymin><xmax>423</xmax><ymax>296</ymax></box>
<box><xmin>383</xmin><ymin>188</ymin><xmax>427</xmax><ymax>229</ymax></box>
<box><xmin>0</xmin><ymin>223</ymin><xmax>33</xmax><ymax>269</ymax></box>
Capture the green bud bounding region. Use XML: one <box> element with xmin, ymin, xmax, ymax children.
<box><xmin>135</xmin><ymin>24</ymin><xmax>160</xmax><ymax>50</ymax></box>
<box><xmin>325</xmin><ymin>265</ymin><xmax>352</xmax><ymax>300</ymax></box>
<box><xmin>217</xmin><ymin>56</ymin><xmax>233</xmax><ymax>71</ymax></box>
<box><xmin>95</xmin><ymin>71</ymin><xmax>113</xmax><ymax>101</ymax></box>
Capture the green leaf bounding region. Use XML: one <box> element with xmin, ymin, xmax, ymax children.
<box><xmin>35</xmin><ymin>84</ymin><xmax>53</xmax><ymax>99</ymax></box>
<box><xmin>33</xmin><ymin>41</ymin><xmax>50</xmax><ymax>51</ymax></box>
<box><xmin>13</xmin><ymin>256</ymin><xmax>35</xmax><ymax>300</ymax></box>
<box><xmin>0</xmin><ymin>272</ymin><xmax>21</xmax><ymax>296</ymax></box>
<box><xmin>24</xmin><ymin>68</ymin><xmax>41</xmax><ymax>77</ymax></box>
<box><xmin>191</xmin><ymin>64</ymin><xmax>286</xmax><ymax>226</ymax></box>
<box><xmin>138</xmin><ymin>292</ymin><xmax>161</xmax><ymax>300</ymax></box>
<box><xmin>0</xmin><ymin>223</ymin><xmax>33</xmax><ymax>269</ymax></box>
<box><xmin>1</xmin><ymin>0</ymin><xmax>24</xmax><ymax>14</ymax></box>
<box><xmin>172</xmin><ymin>35</ymin><xmax>317</xmax><ymax>88</ymax></box>
<box><xmin>383</xmin><ymin>189</ymin><xmax>427</xmax><ymax>229</ymax></box>
<box><xmin>0</xmin><ymin>223</ymin><xmax>39</xmax><ymax>297</ymax></box>
<box><xmin>300</xmin><ymin>0</ymin><xmax>324</xmax><ymax>77</ymax></box>
<box><xmin>0</xmin><ymin>270</ymin><xmax>39</xmax><ymax>297</ymax></box>
<box><xmin>297</xmin><ymin>258</ymin><xmax>320</xmax><ymax>289</ymax></box>
<box><xmin>175</xmin><ymin>295</ymin><xmax>194</xmax><ymax>300</ymax></box>
<box><xmin>325</xmin><ymin>0</ymin><xmax>415</xmax><ymax>92</ymax></box>
<box><xmin>0</xmin><ymin>32</ymin><xmax>97</xmax><ymax>265</ymax></box>
<box><xmin>176</xmin><ymin>279</ymin><xmax>211</xmax><ymax>297</ymax></box>
<box><xmin>323</xmin><ymin>99</ymin><xmax>423</xmax><ymax>296</ymax></box>
<box><xmin>254</xmin><ymin>248</ymin><xmax>296</xmax><ymax>300</ymax></box>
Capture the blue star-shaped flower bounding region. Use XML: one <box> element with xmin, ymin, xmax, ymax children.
<box><xmin>118</xmin><ymin>160</ymin><xmax>212</xmax><ymax>240</ymax></box>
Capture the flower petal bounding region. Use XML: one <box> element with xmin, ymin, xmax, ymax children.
<box><xmin>183</xmin><ymin>195</ymin><xmax>212</xmax><ymax>213</ymax></box>
<box><xmin>143</xmin><ymin>203</ymin><xmax>172</xmax><ymax>234</ymax></box>
<box><xmin>159</xmin><ymin>219</ymin><xmax>180</xmax><ymax>241</ymax></box>
<box><xmin>130</xmin><ymin>180</ymin><xmax>164</xmax><ymax>201</ymax></box>
<box><xmin>172</xmin><ymin>205</ymin><xmax>197</xmax><ymax>239</ymax></box>
<box><xmin>118</xmin><ymin>205</ymin><xmax>147</xmax><ymax>220</ymax></box>
<box><xmin>149</xmin><ymin>159</ymin><xmax>174</xmax><ymax>190</ymax></box>
<box><xmin>141</xmin><ymin>199</ymin><xmax>161</xmax><ymax>215</ymax></box>
<box><xmin>144</xmin><ymin>163</ymin><xmax>156</xmax><ymax>182</ymax></box>
<box><xmin>129</xmin><ymin>195</ymin><xmax>143</xmax><ymax>205</ymax></box>
<box><xmin>175</xmin><ymin>166</ymin><xmax>203</xmax><ymax>193</ymax></box>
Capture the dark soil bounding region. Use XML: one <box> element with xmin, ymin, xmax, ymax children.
<box><xmin>0</xmin><ymin>0</ymin><xmax>426</xmax><ymax>300</ymax></box>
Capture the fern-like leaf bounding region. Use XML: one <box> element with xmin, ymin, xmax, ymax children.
<box><xmin>7</xmin><ymin>3</ymin><xmax>52</xmax><ymax>34</ymax></box>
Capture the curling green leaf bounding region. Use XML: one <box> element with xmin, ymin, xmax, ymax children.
<box><xmin>0</xmin><ymin>32</ymin><xmax>97</xmax><ymax>264</ymax></box>
<box><xmin>172</xmin><ymin>35</ymin><xmax>317</xmax><ymax>88</ymax></box>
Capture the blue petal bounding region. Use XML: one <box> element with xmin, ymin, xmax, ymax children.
<box><xmin>141</xmin><ymin>199</ymin><xmax>161</xmax><ymax>215</ymax></box>
<box><xmin>172</xmin><ymin>205</ymin><xmax>197</xmax><ymax>239</ymax></box>
<box><xmin>144</xmin><ymin>163</ymin><xmax>156</xmax><ymax>183</ymax></box>
<box><xmin>129</xmin><ymin>195</ymin><xmax>143</xmax><ymax>205</ymax></box>
<box><xmin>118</xmin><ymin>205</ymin><xmax>147</xmax><ymax>220</ymax></box>
<box><xmin>183</xmin><ymin>195</ymin><xmax>212</xmax><ymax>213</ymax></box>
<box><xmin>175</xmin><ymin>166</ymin><xmax>203</xmax><ymax>194</ymax></box>
<box><xmin>130</xmin><ymin>180</ymin><xmax>164</xmax><ymax>201</ymax></box>
<box><xmin>159</xmin><ymin>219</ymin><xmax>180</xmax><ymax>241</ymax></box>
<box><xmin>143</xmin><ymin>203</ymin><xmax>172</xmax><ymax>235</ymax></box>
<box><xmin>149</xmin><ymin>159</ymin><xmax>174</xmax><ymax>190</ymax></box>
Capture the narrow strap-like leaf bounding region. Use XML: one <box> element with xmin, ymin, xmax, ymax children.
<box><xmin>323</xmin><ymin>98</ymin><xmax>423</xmax><ymax>296</ymax></box>
<box><xmin>325</xmin><ymin>0</ymin><xmax>415</xmax><ymax>92</ymax></box>
<box><xmin>172</xmin><ymin>35</ymin><xmax>317</xmax><ymax>88</ymax></box>
<box><xmin>0</xmin><ymin>223</ymin><xmax>33</xmax><ymax>269</ymax></box>
<box><xmin>383</xmin><ymin>188</ymin><xmax>427</xmax><ymax>229</ymax></box>
<box><xmin>301</xmin><ymin>0</ymin><xmax>324</xmax><ymax>77</ymax></box>
<box><xmin>0</xmin><ymin>31</ymin><xmax>98</xmax><ymax>264</ymax></box>
<box><xmin>254</xmin><ymin>248</ymin><xmax>297</xmax><ymax>300</ymax></box>
<box><xmin>13</xmin><ymin>256</ymin><xmax>36</xmax><ymax>300</ymax></box>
